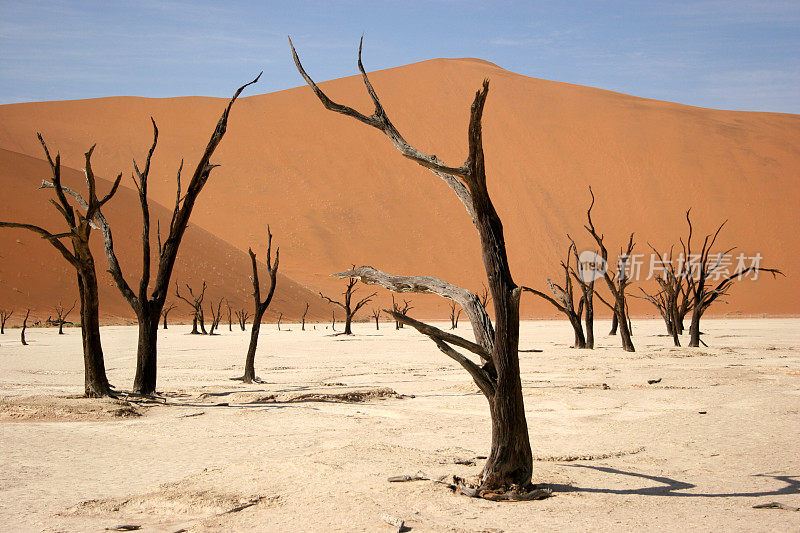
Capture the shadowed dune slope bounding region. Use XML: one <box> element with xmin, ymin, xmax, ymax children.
<box><xmin>0</xmin><ymin>148</ymin><xmax>333</xmax><ymax>323</ymax></box>
<box><xmin>0</xmin><ymin>57</ymin><xmax>797</xmax><ymax>318</ymax></box>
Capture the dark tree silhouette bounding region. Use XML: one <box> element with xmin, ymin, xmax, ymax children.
<box><xmin>1</xmin><ymin>309</ymin><xmax>14</xmax><ymax>334</ymax></box>
<box><xmin>567</xmin><ymin>235</ymin><xmax>596</xmax><ymax>348</ymax></box>
<box><xmin>176</xmin><ymin>281</ymin><xmax>207</xmax><ymax>335</ymax></box>
<box><xmin>277</xmin><ymin>312</ymin><xmax>283</xmax><ymax>331</ymax></box>
<box><xmin>232</xmin><ymin>228</ymin><xmax>279</xmax><ymax>384</ymax></box>
<box><xmin>319</xmin><ymin>276</ymin><xmax>376</xmax><ymax>335</ymax></box>
<box><xmin>370</xmin><ymin>308</ymin><xmax>381</xmax><ymax>330</ymax></box>
<box><xmin>525</xmin><ymin>242</ymin><xmax>590</xmax><ymax>348</ymax></box>
<box><xmin>683</xmin><ymin>215</ymin><xmax>782</xmax><ymax>347</ymax></box>
<box><xmin>1</xmin><ymin>136</ymin><xmax>121</xmax><ymax>396</ymax></box>
<box><xmin>21</xmin><ymin>309</ymin><xmax>30</xmax><ymax>346</ymax></box>
<box><xmin>301</xmin><ymin>302</ymin><xmax>309</xmax><ymax>331</ymax></box>
<box><xmin>391</xmin><ymin>295</ymin><xmax>413</xmax><ymax>329</ymax></box>
<box><xmin>208</xmin><ymin>298</ymin><xmax>224</xmax><ymax>335</ymax></box>
<box><xmin>234</xmin><ymin>309</ymin><xmax>250</xmax><ymax>331</ymax></box>
<box><xmin>634</xmin><ymin>241</ymin><xmax>689</xmax><ymax>347</ymax></box>
<box><xmin>94</xmin><ymin>75</ymin><xmax>260</xmax><ymax>395</ymax></box>
<box><xmin>449</xmin><ymin>302</ymin><xmax>461</xmax><ymax>329</ymax></box>
<box><xmin>161</xmin><ymin>303</ymin><xmax>177</xmax><ymax>330</ymax></box>
<box><xmin>331</xmin><ymin>311</ymin><xmax>336</xmax><ymax>331</ymax></box>
<box><xmin>582</xmin><ymin>188</ymin><xmax>636</xmax><ymax>352</ymax></box>
<box><xmin>53</xmin><ymin>300</ymin><xmax>77</xmax><ymax>335</ymax></box>
<box><xmin>293</xmin><ymin>37</ymin><xmax>546</xmax><ymax>496</ymax></box>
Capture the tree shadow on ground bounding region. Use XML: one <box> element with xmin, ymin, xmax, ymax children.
<box><xmin>549</xmin><ymin>465</ymin><xmax>799</xmax><ymax>498</ymax></box>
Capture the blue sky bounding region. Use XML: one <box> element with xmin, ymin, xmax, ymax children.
<box><xmin>1</xmin><ymin>0</ymin><xmax>798</xmax><ymax>113</ymax></box>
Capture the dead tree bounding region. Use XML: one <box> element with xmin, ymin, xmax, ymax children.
<box><xmin>319</xmin><ymin>276</ymin><xmax>376</xmax><ymax>335</ymax></box>
<box><xmin>293</xmin><ymin>37</ymin><xmax>537</xmax><ymax>494</ymax></box>
<box><xmin>93</xmin><ymin>75</ymin><xmax>260</xmax><ymax>395</ymax></box>
<box><xmin>525</xmin><ymin>243</ymin><xmax>588</xmax><ymax>348</ymax></box>
<box><xmin>277</xmin><ymin>312</ymin><xmax>283</xmax><ymax>331</ymax></box>
<box><xmin>20</xmin><ymin>309</ymin><xmax>30</xmax><ymax>346</ymax></box>
<box><xmin>0</xmin><ymin>309</ymin><xmax>13</xmax><ymax>334</ymax></box>
<box><xmin>684</xmin><ymin>217</ymin><xmax>781</xmax><ymax>347</ymax></box>
<box><xmin>582</xmin><ymin>188</ymin><xmax>636</xmax><ymax>352</ymax></box>
<box><xmin>371</xmin><ymin>308</ymin><xmax>381</xmax><ymax>330</ymax></box>
<box><xmin>232</xmin><ymin>228</ymin><xmax>279</xmax><ymax>383</ymax></box>
<box><xmin>161</xmin><ymin>303</ymin><xmax>176</xmax><ymax>330</ymax></box>
<box><xmin>208</xmin><ymin>298</ymin><xmax>224</xmax><ymax>335</ymax></box>
<box><xmin>391</xmin><ymin>295</ymin><xmax>413</xmax><ymax>329</ymax></box>
<box><xmin>634</xmin><ymin>242</ymin><xmax>687</xmax><ymax>346</ymax></box>
<box><xmin>568</xmin><ymin>236</ymin><xmax>596</xmax><ymax>348</ymax></box>
<box><xmin>449</xmin><ymin>302</ymin><xmax>462</xmax><ymax>329</ymax></box>
<box><xmin>1</xmin><ymin>136</ymin><xmax>121</xmax><ymax>396</ymax></box>
<box><xmin>301</xmin><ymin>302</ymin><xmax>309</xmax><ymax>331</ymax></box>
<box><xmin>235</xmin><ymin>309</ymin><xmax>250</xmax><ymax>331</ymax></box>
<box><xmin>52</xmin><ymin>300</ymin><xmax>77</xmax><ymax>334</ymax></box>
<box><xmin>331</xmin><ymin>311</ymin><xmax>336</xmax><ymax>331</ymax></box>
<box><xmin>176</xmin><ymin>281</ymin><xmax>207</xmax><ymax>335</ymax></box>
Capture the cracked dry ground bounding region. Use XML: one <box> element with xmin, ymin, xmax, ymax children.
<box><xmin>1</xmin><ymin>319</ymin><xmax>798</xmax><ymax>532</ymax></box>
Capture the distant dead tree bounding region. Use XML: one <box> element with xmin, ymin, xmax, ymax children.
<box><xmin>449</xmin><ymin>302</ymin><xmax>461</xmax><ymax>329</ymax></box>
<box><xmin>684</xmin><ymin>215</ymin><xmax>782</xmax><ymax>347</ymax></box>
<box><xmin>301</xmin><ymin>302</ymin><xmax>309</xmax><ymax>331</ymax></box>
<box><xmin>568</xmin><ymin>236</ymin><xmax>596</xmax><ymax>348</ymax></box>
<box><xmin>294</xmin><ymin>37</ymin><xmax>542</xmax><ymax>495</ymax></box>
<box><xmin>0</xmin><ymin>309</ymin><xmax>13</xmax><ymax>334</ymax></box>
<box><xmin>391</xmin><ymin>295</ymin><xmax>413</xmax><ymax>329</ymax></box>
<box><xmin>581</xmin><ymin>188</ymin><xmax>636</xmax><ymax>352</ymax></box>
<box><xmin>161</xmin><ymin>303</ymin><xmax>177</xmax><ymax>330</ymax></box>
<box><xmin>94</xmin><ymin>75</ymin><xmax>260</xmax><ymax>395</ymax></box>
<box><xmin>226</xmin><ymin>301</ymin><xmax>233</xmax><ymax>331</ymax></box>
<box><xmin>479</xmin><ymin>284</ymin><xmax>492</xmax><ymax>309</ymax></box>
<box><xmin>234</xmin><ymin>309</ymin><xmax>250</xmax><ymax>331</ymax></box>
<box><xmin>53</xmin><ymin>300</ymin><xmax>77</xmax><ymax>335</ymax></box>
<box><xmin>208</xmin><ymin>298</ymin><xmax>224</xmax><ymax>335</ymax></box>
<box><xmin>370</xmin><ymin>308</ymin><xmax>381</xmax><ymax>330</ymax></box>
<box><xmin>277</xmin><ymin>312</ymin><xmax>283</xmax><ymax>331</ymax></box>
<box><xmin>21</xmin><ymin>309</ymin><xmax>30</xmax><ymax>346</ymax></box>
<box><xmin>634</xmin><ymin>241</ymin><xmax>688</xmax><ymax>346</ymax></box>
<box><xmin>331</xmin><ymin>311</ymin><xmax>336</xmax><ymax>331</ymax></box>
<box><xmin>525</xmin><ymin>242</ymin><xmax>590</xmax><ymax>348</ymax></box>
<box><xmin>319</xmin><ymin>275</ymin><xmax>376</xmax><ymax>335</ymax></box>
<box><xmin>1</xmin><ymin>136</ymin><xmax>121</xmax><ymax>396</ymax></box>
<box><xmin>176</xmin><ymin>281</ymin><xmax>207</xmax><ymax>335</ymax></box>
<box><xmin>232</xmin><ymin>228</ymin><xmax>279</xmax><ymax>384</ymax></box>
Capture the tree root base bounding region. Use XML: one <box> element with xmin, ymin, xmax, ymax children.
<box><xmin>229</xmin><ymin>376</ymin><xmax>264</xmax><ymax>384</ymax></box>
<box><xmin>451</xmin><ymin>476</ymin><xmax>552</xmax><ymax>501</ymax></box>
<box><xmin>389</xmin><ymin>471</ymin><xmax>552</xmax><ymax>502</ymax></box>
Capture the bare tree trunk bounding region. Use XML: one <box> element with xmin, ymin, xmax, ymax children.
<box><xmin>615</xmin><ymin>299</ymin><xmax>634</xmax><ymax>352</ymax></box>
<box><xmin>688</xmin><ymin>308</ymin><xmax>702</xmax><ymax>347</ymax></box>
<box><xmin>133</xmin><ymin>309</ymin><xmax>159</xmax><ymax>394</ymax></box>
<box><xmin>20</xmin><ymin>309</ymin><xmax>30</xmax><ymax>346</ymax></box>
<box><xmin>75</xmin><ymin>266</ymin><xmax>112</xmax><ymax>397</ymax></box>
<box><xmin>609</xmin><ymin>312</ymin><xmax>618</xmax><ymax>335</ymax></box>
<box><xmin>233</xmin><ymin>228</ymin><xmax>278</xmax><ymax>384</ymax></box>
<box><xmin>242</xmin><ymin>306</ymin><xmax>265</xmax><ymax>383</ymax></box>
<box><xmin>301</xmin><ymin>302</ymin><xmax>309</xmax><ymax>331</ymax></box>
<box><xmin>584</xmin><ymin>293</ymin><xmax>594</xmax><ymax>349</ymax></box>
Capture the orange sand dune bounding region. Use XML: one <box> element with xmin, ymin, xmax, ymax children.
<box><xmin>0</xmin><ymin>148</ymin><xmax>334</xmax><ymax>324</ymax></box>
<box><xmin>0</xmin><ymin>58</ymin><xmax>797</xmax><ymax>318</ymax></box>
